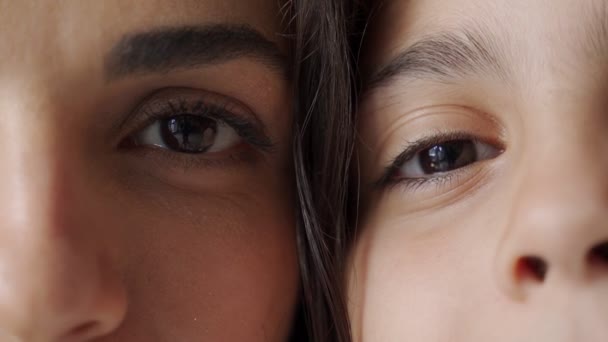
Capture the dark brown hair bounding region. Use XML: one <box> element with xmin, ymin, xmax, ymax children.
<box><xmin>287</xmin><ymin>0</ymin><xmax>356</xmax><ymax>341</ymax></box>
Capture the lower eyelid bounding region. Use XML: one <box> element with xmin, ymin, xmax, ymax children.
<box><xmin>389</xmin><ymin>162</ymin><xmax>494</xmax><ymax>212</ymax></box>
<box><xmin>396</xmin><ymin>169</ymin><xmax>464</xmax><ymax>192</ymax></box>
<box><xmin>126</xmin><ymin>142</ymin><xmax>257</xmax><ymax>170</ymax></box>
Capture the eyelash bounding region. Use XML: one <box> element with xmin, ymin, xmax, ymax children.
<box><xmin>116</xmin><ymin>90</ymin><xmax>276</xmax><ymax>170</ymax></box>
<box><xmin>377</xmin><ymin>131</ymin><xmax>503</xmax><ymax>190</ymax></box>
<box><xmin>129</xmin><ymin>98</ymin><xmax>273</xmax><ymax>149</ymax></box>
<box><xmin>386</xmin><ymin>169</ymin><xmax>464</xmax><ymax>193</ymax></box>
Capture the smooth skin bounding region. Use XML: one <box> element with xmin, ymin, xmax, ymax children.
<box><xmin>349</xmin><ymin>0</ymin><xmax>608</xmax><ymax>341</ymax></box>
<box><xmin>0</xmin><ymin>1</ymin><xmax>297</xmax><ymax>341</ymax></box>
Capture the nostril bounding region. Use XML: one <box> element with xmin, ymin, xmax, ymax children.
<box><xmin>589</xmin><ymin>241</ymin><xmax>608</xmax><ymax>268</ymax></box>
<box><xmin>517</xmin><ymin>256</ymin><xmax>548</xmax><ymax>282</ymax></box>
<box><xmin>64</xmin><ymin>321</ymin><xmax>102</xmax><ymax>339</ymax></box>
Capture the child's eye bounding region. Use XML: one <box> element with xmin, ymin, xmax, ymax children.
<box><xmin>396</xmin><ymin>139</ymin><xmax>501</xmax><ymax>178</ymax></box>
<box><xmin>134</xmin><ymin>114</ymin><xmax>240</xmax><ymax>154</ymax></box>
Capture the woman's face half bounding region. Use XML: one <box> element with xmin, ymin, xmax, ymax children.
<box><xmin>0</xmin><ymin>1</ymin><xmax>297</xmax><ymax>341</ymax></box>
<box><xmin>350</xmin><ymin>0</ymin><xmax>608</xmax><ymax>340</ymax></box>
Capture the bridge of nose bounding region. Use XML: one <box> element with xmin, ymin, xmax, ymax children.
<box><xmin>0</xmin><ymin>92</ymin><xmax>127</xmax><ymax>340</ymax></box>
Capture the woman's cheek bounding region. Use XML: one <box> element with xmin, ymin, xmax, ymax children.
<box><xmin>101</xmin><ymin>165</ymin><xmax>298</xmax><ymax>341</ymax></box>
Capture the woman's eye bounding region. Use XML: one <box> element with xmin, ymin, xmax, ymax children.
<box><xmin>398</xmin><ymin>139</ymin><xmax>501</xmax><ymax>178</ymax></box>
<box><xmin>134</xmin><ymin>114</ymin><xmax>241</xmax><ymax>154</ymax></box>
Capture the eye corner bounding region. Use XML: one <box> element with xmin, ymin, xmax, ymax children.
<box><xmin>374</xmin><ymin>165</ymin><xmax>399</xmax><ymax>190</ymax></box>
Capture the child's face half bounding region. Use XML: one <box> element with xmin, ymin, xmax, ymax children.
<box><xmin>349</xmin><ymin>0</ymin><xmax>608</xmax><ymax>340</ymax></box>
<box><xmin>0</xmin><ymin>1</ymin><xmax>297</xmax><ymax>341</ymax></box>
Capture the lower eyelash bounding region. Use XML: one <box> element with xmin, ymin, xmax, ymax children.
<box><xmin>388</xmin><ymin>171</ymin><xmax>456</xmax><ymax>191</ymax></box>
<box><xmin>384</xmin><ymin>164</ymin><xmax>474</xmax><ymax>196</ymax></box>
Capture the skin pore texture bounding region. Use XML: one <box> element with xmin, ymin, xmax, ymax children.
<box><xmin>0</xmin><ymin>1</ymin><xmax>298</xmax><ymax>341</ymax></box>
<box><xmin>348</xmin><ymin>0</ymin><xmax>608</xmax><ymax>341</ymax></box>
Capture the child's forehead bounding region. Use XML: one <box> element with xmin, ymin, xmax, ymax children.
<box><xmin>362</xmin><ymin>0</ymin><xmax>608</xmax><ymax>79</ymax></box>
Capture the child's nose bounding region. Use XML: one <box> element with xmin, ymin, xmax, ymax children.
<box><xmin>495</xmin><ymin>197</ymin><xmax>608</xmax><ymax>298</ymax></box>
<box><xmin>494</xmin><ymin>134</ymin><xmax>608</xmax><ymax>301</ymax></box>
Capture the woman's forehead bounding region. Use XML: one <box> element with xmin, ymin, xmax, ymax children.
<box><xmin>0</xmin><ymin>0</ymin><xmax>286</xmax><ymax>54</ymax></box>
<box><xmin>0</xmin><ymin>0</ymin><xmax>283</xmax><ymax>27</ymax></box>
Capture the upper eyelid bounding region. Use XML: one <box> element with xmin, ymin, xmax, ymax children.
<box><xmin>121</xmin><ymin>88</ymin><xmax>246</xmax><ymax>132</ymax></box>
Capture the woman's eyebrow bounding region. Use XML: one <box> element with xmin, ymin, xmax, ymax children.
<box><xmin>104</xmin><ymin>24</ymin><xmax>287</xmax><ymax>81</ymax></box>
<box><xmin>364</xmin><ymin>29</ymin><xmax>508</xmax><ymax>92</ymax></box>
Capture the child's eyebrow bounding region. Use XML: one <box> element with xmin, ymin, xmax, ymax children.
<box><xmin>364</xmin><ymin>28</ymin><xmax>509</xmax><ymax>93</ymax></box>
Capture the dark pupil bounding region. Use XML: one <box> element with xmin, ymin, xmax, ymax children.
<box><xmin>161</xmin><ymin>115</ymin><xmax>217</xmax><ymax>153</ymax></box>
<box><xmin>419</xmin><ymin>140</ymin><xmax>476</xmax><ymax>174</ymax></box>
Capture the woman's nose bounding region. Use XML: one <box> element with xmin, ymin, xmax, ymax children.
<box><xmin>0</xmin><ymin>237</ymin><xmax>128</xmax><ymax>342</ymax></box>
<box><xmin>0</xmin><ymin>114</ymin><xmax>127</xmax><ymax>341</ymax></box>
<box><xmin>494</xmin><ymin>136</ymin><xmax>608</xmax><ymax>300</ymax></box>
